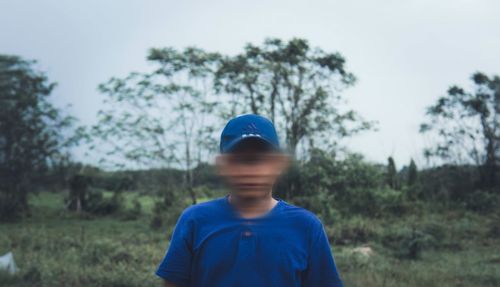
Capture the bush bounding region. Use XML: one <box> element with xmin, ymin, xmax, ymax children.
<box><xmin>150</xmin><ymin>199</ymin><xmax>186</xmax><ymax>230</ymax></box>
<box><xmin>464</xmin><ymin>190</ymin><xmax>500</xmax><ymax>213</ymax></box>
<box><xmin>292</xmin><ymin>194</ymin><xmax>340</xmax><ymax>225</ymax></box>
<box><xmin>81</xmin><ymin>238</ymin><xmax>136</xmax><ymax>266</ymax></box>
<box><xmin>328</xmin><ymin>216</ymin><xmax>377</xmax><ymax>245</ymax></box>
<box><xmin>81</xmin><ymin>239</ymin><xmax>117</xmax><ymax>265</ymax></box>
<box><xmin>335</xmin><ymin>188</ymin><xmax>408</xmax><ymax>217</ymax></box>
<box><xmin>0</xmin><ymin>271</ymin><xmax>22</xmax><ymax>286</ymax></box>
<box><xmin>276</xmin><ymin>151</ymin><xmax>385</xmax><ymax>202</ymax></box>
<box><xmin>372</xmin><ymin>188</ymin><xmax>408</xmax><ymax>216</ymax></box>
<box><xmin>417</xmin><ymin>165</ymin><xmax>479</xmax><ymax>201</ymax></box>
<box><xmin>382</xmin><ymin>227</ymin><xmax>435</xmax><ymax>260</ymax></box>
<box><xmin>488</xmin><ymin>219</ymin><xmax>500</xmax><ymax>238</ymax></box>
<box><xmin>281</xmin><ymin>150</ymin><xmax>412</xmax><ymax>218</ymax></box>
<box><xmin>23</xmin><ymin>266</ymin><xmax>42</xmax><ymax>285</ymax></box>
<box><xmin>121</xmin><ymin>199</ymin><xmax>142</xmax><ymax>221</ymax></box>
<box><xmin>0</xmin><ymin>193</ymin><xmax>24</xmax><ymax>221</ymax></box>
<box><xmin>421</xmin><ymin>221</ymin><xmax>447</xmax><ymax>243</ymax></box>
<box><xmin>82</xmin><ymin>190</ymin><xmax>124</xmax><ymax>215</ymax></box>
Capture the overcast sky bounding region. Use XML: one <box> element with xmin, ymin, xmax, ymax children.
<box><xmin>1</xmin><ymin>0</ymin><xmax>499</xmax><ymax>167</ymax></box>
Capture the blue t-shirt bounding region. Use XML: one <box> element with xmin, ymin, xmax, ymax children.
<box><xmin>156</xmin><ymin>196</ymin><xmax>343</xmax><ymax>287</ymax></box>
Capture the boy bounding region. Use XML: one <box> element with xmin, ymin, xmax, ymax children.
<box><xmin>156</xmin><ymin>114</ymin><xmax>343</xmax><ymax>287</ymax></box>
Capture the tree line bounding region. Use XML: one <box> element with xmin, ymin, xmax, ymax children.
<box><xmin>0</xmin><ymin>38</ymin><xmax>498</xmax><ymax>220</ymax></box>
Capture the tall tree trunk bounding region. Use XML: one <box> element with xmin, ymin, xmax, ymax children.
<box><xmin>288</xmin><ymin>121</ymin><xmax>300</xmax><ymax>158</ymax></box>
<box><xmin>185</xmin><ymin>141</ymin><xmax>197</xmax><ymax>205</ymax></box>
<box><xmin>480</xmin><ymin>116</ymin><xmax>497</xmax><ymax>189</ymax></box>
<box><xmin>483</xmin><ymin>136</ymin><xmax>497</xmax><ymax>189</ymax></box>
<box><xmin>187</xmin><ymin>170</ymin><xmax>196</xmax><ymax>205</ymax></box>
<box><xmin>270</xmin><ymin>75</ymin><xmax>279</xmax><ymax>123</ymax></box>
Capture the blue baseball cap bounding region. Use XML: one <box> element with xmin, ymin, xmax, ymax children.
<box><xmin>220</xmin><ymin>114</ymin><xmax>280</xmax><ymax>153</ymax></box>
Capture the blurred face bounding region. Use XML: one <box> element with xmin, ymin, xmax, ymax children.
<box><xmin>216</xmin><ymin>139</ymin><xmax>289</xmax><ymax>199</ymax></box>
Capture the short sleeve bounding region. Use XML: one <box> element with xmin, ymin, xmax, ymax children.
<box><xmin>156</xmin><ymin>209</ymin><xmax>194</xmax><ymax>287</ymax></box>
<box><xmin>302</xmin><ymin>220</ymin><xmax>343</xmax><ymax>287</ymax></box>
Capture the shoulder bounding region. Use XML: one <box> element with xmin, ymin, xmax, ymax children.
<box><xmin>279</xmin><ymin>200</ymin><xmax>324</xmax><ymax>229</ymax></box>
<box><xmin>179</xmin><ymin>197</ymin><xmax>227</xmax><ymax>222</ymax></box>
<box><xmin>278</xmin><ymin>201</ymin><xmax>328</xmax><ymax>248</ymax></box>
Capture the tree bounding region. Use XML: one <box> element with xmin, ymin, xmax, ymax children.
<box><xmin>66</xmin><ymin>174</ymin><xmax>91</xmax><ymax>213</ymax></box>
<box><xmin>92</xmin><ymin>48</ymin><xmax>220</xmax><ymax>204</ymax></box>
<box><xmin>386</xmin><ymin>156</ymin><xmax>398</xmax><ymax>189</ymax></box>
<box><xmin>215</xmin><ymin>38</ymin><xmax>372</xmax><ymax>157</ymax></box>
<box><xmin>407</xmin><ymin>159</ymin><xmax>418</xmax><ymax>187</ymax></box>
<box><xmin>0</xmin><ymin>55</ymin><xmax>75</xmax><ymax>220</ymax></box>
<box><xmin>420</xmin><ymin>72</ymin><xmax>499</xmax><ymax>189</ymax></box>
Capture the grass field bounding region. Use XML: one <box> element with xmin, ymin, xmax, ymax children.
<box><xmin>1</xmin><ymin>191</ymin><xmax>499</xmax><ymax>287</ymax></box>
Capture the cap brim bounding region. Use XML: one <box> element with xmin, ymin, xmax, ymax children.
<box><xmin>223</xmin><ymin>135</ymin><xmax>280</xmax><ymax>153</ymax></box>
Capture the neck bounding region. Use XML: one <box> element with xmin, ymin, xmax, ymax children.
<box><xmin>228</xmin><ymin>191</ymin><xmax>278</xmax><ymax>219</ymax></box>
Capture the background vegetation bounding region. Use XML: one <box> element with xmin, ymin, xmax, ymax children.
<box><xmin>0</xmin><ymin>38</ymin><xmax>499</xmax><ymax>286</ymax></box>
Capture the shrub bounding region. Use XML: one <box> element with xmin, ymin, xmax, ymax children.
<box><xmin>23</xmin><ymin>266</ymin><xmax>42</xmax><ymax>285</ymax></box>
<box><xmin>328</xmin><ymin>216</ymin><xmax>377</xmax><ymax>245</ymax></box>
<box><xmin>421</xmin><ymin>221</ymin><xmax>447</xmax><ymax>243</ymax></box>
<box><xmin>292</xmin><ymin>194</ymin><xmax>340</xmax><ymax>225</ymax></box>
<box><xmin>81</xmin><ymin>239</ymin><xmax>117</xmax><ymax>265</ymax></box>
<box><xmin>464</xmin><ymin>190</ymin><xmax>500</xmax><ymax>213</ymax></box>
<box><xmin>0</xmin><ymin>271</ymin><xmax>22</xmax><ymax>286</ymax></box>
<box><xmin>335</xmin><ymin>188</ymin><xmax>408</xmax><ymax>217</ymax></box>
<box><xmin>417</xmin><ymin>165</ymin><xmax>479</xmax><ymax>201</ymax></box>
<box><xmin>373</xmin><ymin>188</ymin><xmax>408</xmax><ymax>216</ymax></box>
<box><xmin>382</xmin><ymin>227</ymin><xmax>435</xmax><ymax>260</ymax></box>
<box><xmin>488</xmin><ymin>218</ymin><xmax>500</xmax><ymax>238</ymax></box>
<box><xmin>150</xmin><ymin>199</ymin><xmax>186</xmax><ymax>230</ymax></box>
<box><xmin>82</xmin><ymin>190</ymin><xmax>124</xmax><ymax>215</ymax></box>
<box><xmin>276</xmin><ymin>151</ymin><xmax>385</xmax><ymax>202</ymax></box>
<box><xmin>0</xmin><ymin>193</ymin><xmax>23</xmax><ymax>221</ymax></box>
<box><xmin>121</xmin><ymin>199</ymin><xmax>142</xmax><ymax>221</ymax></box>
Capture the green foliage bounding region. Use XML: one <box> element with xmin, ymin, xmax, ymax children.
<box><xmin>415</xmin><ymin>165</ymin><xmax>500</xmax><ymax>211</ymax></box>
<box><xmin>66</xmin><ymin>189</ymin><xmax>125</xmax><ymax>216</ymax></box>
<box><xmin>93</xmin><ymin>48</ymin><xmax>220</xmax><ymax>169</ymax></box>
<box><xmin>2</xmin><ymin>49</ymin><xmax>500</xmax><ymax>286</ymax></box>
<box><xmin>417</xmin><ymin>165</ymin><xmax>479</xmax><ymax>201</ymax></box>
<box><xmin>0</xmin><ymin>193</ymin><xmax>24</xmax><ymax>222</ymax></box>
<box><xmin>386</xmin><ymin>157</ymin><xmax>398</xmax><ymax>189</ymax></box>
<box><xmin>192</xmin><ymin>162</ymin><xmax>222</xmax><ymax>189</ymax></box>
<box><xmin>327</xmin><ymin>216</ymin><xmax>377</xmax><ymax>245</ymax></box>
<box><xmin>2</xmin><ymin>192</ymin><xmax>500</xmax><ymax>287</ymax></box>
<box><xmin>382</xmin><ymin>227</ymin><xmax>435</xmax><ymax>260</ymax></box>
<box><xmin>283</xmin><ymin>149</ymin><xmax>408</xmax><ymax>218</ymax></box>
<box><xmin>66</xmin><ymin>174</ymin><xmax>91</xmax><ymax>212</ymax></box>
<box><xmin>488</xmin><ymin>219</ymin><xmax>500</xmax><ymax>238</ymax></box>
<box><xmin>290</xmin><ymin>149</ymin><xmax>384</xmax><ymax>199</ymax></box>
<box><xmin>150</xmin><ymin>201</ymin><xmax>185</xmax><ymax>230</ymax></box>
<box><xmin>90</xmin><ymin>38</ymin><xmax>372</xmax><ymax>175</ymax></box>
<box><xmin>407</xmin><ymin>159</ymin><xmax>418</xmax><ymax>186</ymax></box>
<box><xmin>150</xmin><ymin>187</ymin><xmax>188</xmax><ymax>229</ymax></box>
<box><xmin>0</xmin><ymin>55</ymin><xmax>77</xmax><ymax>220</ymax></box>
<box><xmin>292</xmin><ymin>192</ymin><xmax>340</xmax><ymax>225</ymax></box>
<box><xmin>0</xmin><ymin>208</ymin><xmax>165</xmax><ymax>286</ymax></box>
<box><xmin>215</xmin><ymin>38</ymin><xmax>372</xmax><ymax>155</ymax></box>
<box><xmin>421</xmin><ymin>72</ymin><xmax>500</xmax><ymax>189</ymax></box>
<box><xmin>464</xmin><ymin>190</ymin><xmax>500</xmax><ymax>213</ymax></box>
<box><xmin>122</xmin><ymin>199</ymin><xmax>143</xmax><ymax>220</ymax></box>
<box><xmin>92</xmin><ymin>48</ymin><xmax>222</xmax><ymax>204</ymax></box>
<box><xmin>338</xmin><ymin>188</ymin><xmax>408</xmax><ymax>217</ymax></box>
<box><xmin>0</xmin><ymin>271</ymin><xmax>22</xmax><ymax>286</ymax></box>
